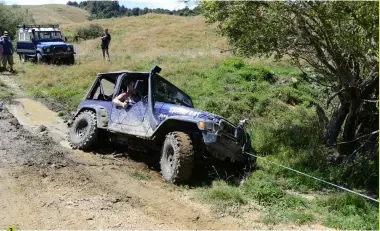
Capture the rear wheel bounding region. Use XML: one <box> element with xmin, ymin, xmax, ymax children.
<box><xmin>160</xmin><ymin>131</ymin><xmax>194</xmax><ymax>184</ymax></box>
<box><xmin>19</xmin><ymin>54</ymin><xmax>26</xmax><ymax>62</ymax></box>
<box><xmin>69</xmin><ymin>110</ymin><xmax>99</xmax><ymax>150</ymax></box>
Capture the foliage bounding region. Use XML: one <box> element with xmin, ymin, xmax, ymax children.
<box><xmin>72</xmin><ymin>23</ymin><xmax>104</xmax><ymax>41</ymax></box>
<box><xmin>0</xmin><ymin>3</ymin><xmax>34</xmax><ymax>39</ymax></box>
<box><xmin>67</xmin><ymin>1</ymin><xmax>201</xmax><ymax>19</ymax></box>
<box><xmin>201</xmin><ymin>1</ymin><xmax>378</xmax><ymax>145</ymax></box>
<box><xmin>201</xmin><ymin>1</ymin><xmax>379</xmax><ymax>195</ymax></box>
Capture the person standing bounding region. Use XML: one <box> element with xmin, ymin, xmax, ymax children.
<box><xmin>0</xmin><ymin>38</ymin><xmax>3</xmax><ymax>71</ymax></box>
<box><xmin>0</xmin><ymin>31</ymin><xmax>11</xmax><ymax>42</ymax></box>
<box><xmin>100</xmin><ymin>28</ymin><xmax>111</xmax><ymax>61</ymax></box>
<box><xmin>0</xmin><ymin>33</ymin><xmax>14</xmax><ymax>72</ymax></box>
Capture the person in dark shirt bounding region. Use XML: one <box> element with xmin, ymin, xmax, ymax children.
<box><xmin>100</xmin><ymin>28</ymin><xmax>111</xmax><ymax>61</ymax></box>
<box><xmin>0</xmin><ymin>33</ymin><xmax>14</xmax><ymax>72</ymax></box>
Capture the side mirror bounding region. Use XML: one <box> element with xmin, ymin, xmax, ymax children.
<box><xmin>64</xmin><ymin>37</ymin><xmax>67</xmax><ymax>42</ymax></box>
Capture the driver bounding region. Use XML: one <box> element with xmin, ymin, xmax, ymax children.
<box><xmin>112</xmin><ymin>80</ymin><xmax>140</xmax><ymax>108</ymax></box>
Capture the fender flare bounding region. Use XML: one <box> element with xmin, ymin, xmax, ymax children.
<box><xmin>149</xmin><ymin>116</ymin><xmax>204</xmax><ymax>138</ymax></box>
<box><xmin>71</xmin><ymin>106</ymin><xmax>109</xmax><ymax>129</ymax></box>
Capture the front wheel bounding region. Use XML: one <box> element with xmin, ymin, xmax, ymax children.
<box><xmin>36</xmin><ymin>53</ymin><xmax>44</xmax><ymax>64</ymax></box>
<box><xmin>160</xmin><ymin>131</ymin><xmax>195</xmax><ymax>184</ymax></box>
<box><xmin>67</xmin><ymin>55</ymin><xmax>75</xmax><ymax>65</ymax></box>
<box><xmin>69</xmin><ymin>110</ymin><xmax>99</xmax><ymax>150</ymax></box>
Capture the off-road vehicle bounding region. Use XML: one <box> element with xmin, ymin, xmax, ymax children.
<box><xmin>16</xmin><ymin>24</ymin><xmax>75</xmax><ymax>65</ymax></box>
<box><xmin>69</xmin><ymin>66</ymin><xmax>255</xmax><ymax>183</ymax></box>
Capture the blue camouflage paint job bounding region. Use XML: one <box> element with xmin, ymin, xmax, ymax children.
<box><xmin>76</xmin><ymin>98</ymin><xmax>222</xmax><ymax>138</ymax></box>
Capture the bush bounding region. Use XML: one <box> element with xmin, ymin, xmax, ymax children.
<box><xmin>73</xmin><ymin>24</ymin><xmax>104</xmax><ymax>41</ymax></box>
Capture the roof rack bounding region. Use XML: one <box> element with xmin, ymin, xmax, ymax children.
<box><xmin>17</xmin><ymin>24</ymin><xmax>60</xmax><ymax>29</ymax></box>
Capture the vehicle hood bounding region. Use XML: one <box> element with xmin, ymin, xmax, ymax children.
<box><xmin>158</xmin><ymin>103</ymin><xmax>222</xmax><ymax>121</ymax></box>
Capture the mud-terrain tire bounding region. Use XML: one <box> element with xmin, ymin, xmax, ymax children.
<box><xmin>69</xmin><ymin>110</ymin><xmax>98</xmax><ymax>150</ymax></box>
<box><xmin>160</xmin><ymin>132</ymin><xmax>195</xmax><ymax>184</ymax></box>
<box><xmin>67</xmin><ymin>55</ymin><xmax>75</xmax><ymax>65</ymax></box>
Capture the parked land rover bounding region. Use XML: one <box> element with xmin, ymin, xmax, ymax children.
<box><xmin>16</xmin><ymin>24</ymin><xmax>75</xmax><ymax>65</ymax></box>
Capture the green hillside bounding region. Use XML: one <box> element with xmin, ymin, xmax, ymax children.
<box><xmin>13</xmin><ymin>4</ymin><xmax>89</xmax><ymax>24</ymax></box>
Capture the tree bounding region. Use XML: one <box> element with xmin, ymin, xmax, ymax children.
<box><xmin>201</xmin><ymin>1</ymin><xmax>378</xmax><ymax>155</ymax></box>
<box><xmin>0</xmin><ymin>3</ymin><xmax>34</xmax><ymax>39</ymax></box>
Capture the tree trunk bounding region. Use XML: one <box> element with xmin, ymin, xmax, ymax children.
<box><xmin>342</xmin><ymin>87</ymin><xmax>361</xmax><ymax>142</ymax></box>
<box><xmin>324</xmin><ymin>102</ymin><xmax>349</xmax><ymax>146</ymax></box>
<box><xmin>342</xmin><ymin>100</ymin><xmax>360</xmax><ymax>142</ymax></box>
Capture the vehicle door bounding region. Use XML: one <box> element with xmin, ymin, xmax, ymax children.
<box><xmin>109</xmin><ymin>75</ymin><xmax>150</xmax><ymax>136</ymax></box>
<box><xmin>16</xmin><ymin>32</ymin><xmax>36</xmax><ymax>56</ymax></box>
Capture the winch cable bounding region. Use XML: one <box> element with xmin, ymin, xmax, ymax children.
<box><xmin>243</xmin><ymin>151</ymin><xmax>379</xmax><ymax>203</ymax></box>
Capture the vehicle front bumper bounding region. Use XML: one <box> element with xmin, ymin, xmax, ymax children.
<box><xmin>202</xmin><ymin>131</ymin><xmax>249</xmax><ymax>163</ymax></box>
<box><xmin>42</xmin><ymin>51</ymin><xmax>75</xmax><ymax>58</ymax></box>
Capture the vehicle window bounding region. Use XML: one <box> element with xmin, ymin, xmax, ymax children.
<box><xmin>92</xmin><ymin>78</ymin><xmax>115</xmax><ymax>101</ymax></box>
<box><xmin>51</xmin><ymin>32</ymin><xmax>62</xmax><ymax>39</ymax></box>
<box><xmin>24</xmin><ymin>32</ymin><xmax>31</xmax><ymax>41</ymax></box>
<box><xmin>154</xmin><ymin>76</ymin><xmax>193</xmax><ymax>107</ymax></box>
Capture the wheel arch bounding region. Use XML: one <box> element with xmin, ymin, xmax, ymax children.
<box><xmin>72</xmin><ymin>106</ymin><xmax>108</xmax><ymax>129</ymax></box>
<box><xmin>152</xmin><ymin>118</ymin><xmax>201</xmax><ymax>144</ymax></box>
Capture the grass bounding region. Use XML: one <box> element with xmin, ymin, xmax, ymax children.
<box><xmin>12</xmin><ymin>13</ymin><xmax>378</xmax><ymax>229</ymax></box>
<box><xmin>0</xmin><ymin>80</ymin><xmax>12</xmax><ymax>99</ymax></box>
<box><xmin>10</xmin><ymin>4</ymin><xmax>89</xmax><ymax>24</ymax></box>
<box><xmin>130</xmin><ymin>171</ymin><xmax>151</xmax><ymax>180</ymax></box>
<box><xmin>196</xmin><ymin>170</ymin><xmax>379</xmax><ymax>229</ymax></box>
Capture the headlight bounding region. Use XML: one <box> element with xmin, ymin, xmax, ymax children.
<box><xmin>67</xmin><ymin>46</ymin><xmax>71</xmax><ymax>51</ymax></box>
<box><xmin>198</xmin><ymin>121</ymin><xmax>218</xmax><ymax>131</ymax></box>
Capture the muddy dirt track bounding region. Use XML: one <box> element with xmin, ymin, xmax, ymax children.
<box><xmin>0</xmin><ymin>74</ymin><xmax>330</xmax><ymax>230</ymax></box>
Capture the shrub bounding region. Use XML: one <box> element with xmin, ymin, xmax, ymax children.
<box><xmin>73</xmin><ymin>24</ymin><xmax>104</xmax><ymax>41</ymax></box>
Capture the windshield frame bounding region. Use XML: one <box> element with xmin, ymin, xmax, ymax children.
<box><xmin>153</xmin><ymin>74</ymin><xmax>194</xmax><ymax>108</ymax></box>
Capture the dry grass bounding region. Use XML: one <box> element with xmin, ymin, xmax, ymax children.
<box><xmin>15</xmin><ymin>14</ymin><xmax>232</xmax><ymax>108</ymax></box>
<box><xmin>13</xmin><ymin>4</ymin><xmax>89</xmax><ymax>24</ymax></box>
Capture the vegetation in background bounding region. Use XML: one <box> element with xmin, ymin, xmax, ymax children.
<box><xmin>9</xmin><ymin>4</ymin><xmax>89</xmax><ymax>24</ymax></box>
<box><xmin>201</xmin><ymin>0</ymin><xmax>378</xmax><ymax>193</ymax></box>
<box><xmin>67</xmin><ymin>0</ymin><xmax>200</xmax><ymax>19</ymax></box>
<box><xmin>72</xmin><ymin>23</ymin><xmax>103</xmax><ymax>41</ymax></box>
<box><xmin>0</xmin><ymin>3</ymin><xmax>34</xmax><ymax>39</ymax></box>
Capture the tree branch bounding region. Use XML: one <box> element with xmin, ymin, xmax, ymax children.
<box><xmin>327</xmin><ymin>88</ymin><xmax>345</xmax><ymax>107</ymax></box>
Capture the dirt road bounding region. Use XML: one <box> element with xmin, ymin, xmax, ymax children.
<box><xmin>0</xmin><ymin>73</ymin><xmax>329</xmax><ymax>230</ymax></box>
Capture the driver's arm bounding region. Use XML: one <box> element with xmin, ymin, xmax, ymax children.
<box><xmin>112</xmin><ymin>92</ymin><xmax>130</xmax><ymax>108</ymax></box>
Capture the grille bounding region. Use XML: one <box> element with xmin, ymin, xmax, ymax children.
<box><xmin>53</xmin><ymin>46</ymin><xmax>66</xmax><ymax>54</ymax></box>
<box><xmin>219</xmin><ymin>119</ymin><xmax>236</xmax><ymax>138</ymax></box>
